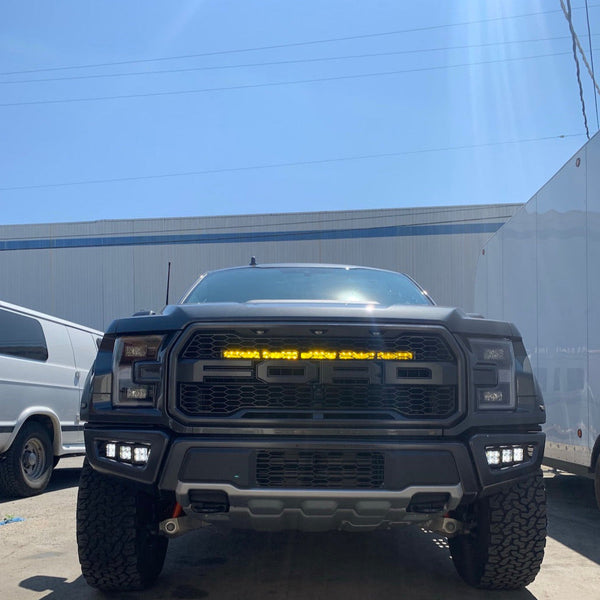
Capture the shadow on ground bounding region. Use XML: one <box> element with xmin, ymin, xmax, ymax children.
<box><xmin>19</xmin><ymin>468</ymin><xmax>600</xmax><ymax>599</ymax></box>
<box><xmin>44</xmin><ymin>466</ymin><xmax>81</xmax><ymax>494</ymax></box>
<box><xmin>21</xmin><ymin>526</ymin><xmax>537</xmax><ymax>600</ymax></box>
<box><xmin>544</xmin><ymin>471</ymin><xmax>600</xmax><ymax>565</ymax></box>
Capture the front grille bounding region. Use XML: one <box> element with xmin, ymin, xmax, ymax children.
<box><xmin>180</xmin><ymin>332</ymin><xmax>453</xmax><ymax>362</ymax></box>
<box><xmin>178</xmin><ymin>382</ymin><xmax>456</xmax><ymax>418</ymax></box>
<box><xmin>256</xmin><ymin>450</ymin><xmax>384</xmax><ymax>488</ymax></box>
<box><xmin>173</xmin><ymin>327</ymin><xmax>460</xmax><ymax>423</ymax></box>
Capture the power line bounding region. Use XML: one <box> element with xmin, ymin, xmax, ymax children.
<box><xmin>0</xmin><ymin>133</ymin><xmax>583</xmax><ymax>192</ymax></box>
<box><xmin>584</xmin><ymin>0</ymin><xmax>599</xmax><ymax>129</ymax></box>
<box><xmin>561</xmin><ymin>1</ymin><xmax>600</xmax><ymax>98</ymax></box>
<box><xmin>1</xmin><ymin>4</ymin><xmax>598</xmax><ymax>77</ymax></box>
<box><xmin>0</xmin><ymin>49</ymin><xmax>588</xmax><ymax>108</ymax></box>
<box><xmin>2</xmin><ymin>34</ymin><xmax>594</xmax><ymax>86</ymax></box>
<box><xmin>563</xmin><ymin>0</ymin><xmax>590</xmax><ymax>138</ymax></box>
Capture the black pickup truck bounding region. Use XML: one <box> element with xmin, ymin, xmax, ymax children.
<box><xmin>76</xmin><ymin>263</ymin><xmax>546</xmax><ymax>592</ymax></box>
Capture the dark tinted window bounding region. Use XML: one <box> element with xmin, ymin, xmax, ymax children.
<box><xmin>0</xmin><ymin>308</ymin><xmax>48</xmax><ymax>361</ymax></box>
<box><xmin>183</xmin><ymin>267</ymin><xmax>431</xmax><ymax>306</ymax></box>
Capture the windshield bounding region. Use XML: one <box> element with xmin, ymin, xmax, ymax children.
<box><xmin>182</xmin><ymin>267</ymin><xmax>432</xmax><ymax>306</ymax></box>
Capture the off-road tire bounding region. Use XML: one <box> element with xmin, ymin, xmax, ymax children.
<box><xmin>77</xmin><ymin>460</ymin><xmax>168</xmax><ymax>591</ymax></box>
<box><xmin>0</xmin><ymin>421</ymin><xmax>53</xmax><ymax>497</ymax></box>
<box><xmin>449</xmin><ymin>469</ymin><xmax>546</xmax><ymax>590</ymax></box>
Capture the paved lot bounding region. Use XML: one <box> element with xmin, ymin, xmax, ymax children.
<box><xmin>1</xmin><ymin>459</ymin><xmax>600</xmax><ymax>600</ymax></box>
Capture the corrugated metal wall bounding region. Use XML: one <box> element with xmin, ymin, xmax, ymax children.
<box><xmin>0</xmin><ymin>203</ymin><xmax>520</xmax><ymax>331</ymax></box>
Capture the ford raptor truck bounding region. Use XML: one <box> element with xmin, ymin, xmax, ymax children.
<box><xmin>76</xmin><ymin>263</ymin><xmax>546</xmax><ymax>592</ymax></box>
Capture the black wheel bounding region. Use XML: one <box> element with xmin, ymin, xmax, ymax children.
<box><xmin>0</xmin><ymin>421</ymin><xmax>54</xmax><ymax>497</ymax></box>
<box><xmin>77</xmin><ymin>460</ymin><xmax>168</xmax><ymax>591</ymax></box>
<box><xmin>449</xmin><ymin>469</ymin><xmax>546</xmax><ymax>590</ymax></box>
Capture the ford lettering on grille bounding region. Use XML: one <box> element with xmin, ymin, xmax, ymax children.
<box><xmin>172</xmin><ymin>327</ymin><xmax>460</xmax><ymax>423</ymax></box>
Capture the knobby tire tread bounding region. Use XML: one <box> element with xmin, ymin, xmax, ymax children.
<box><xmin>450</xmin><ymin>469</ymin><xmax>546</xmax><ymax>590</ymax></box>
<box><xmin>76</xmin><ymin>460</ymin><xmax>167</xmax><ymax>591</ymax></box>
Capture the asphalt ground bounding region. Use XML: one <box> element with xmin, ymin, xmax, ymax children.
<box><xmin>1</xmin><ymin>459</ymin><xmax>599</xmax><ymax>600</ymax></box>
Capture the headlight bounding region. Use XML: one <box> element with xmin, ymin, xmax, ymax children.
<box><xmin>470</xmin><ymin>338</ymin><xmax>516</xmax><ymax>410</ymax></box>
<box><xmin>113</xmin><ymin>335</ymin><xmax>165</xmax><ymax>407</ymax></box>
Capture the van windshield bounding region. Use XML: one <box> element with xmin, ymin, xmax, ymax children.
<box><xmin>182</xmin><ymin>267</ymin><xmax>432</xmax><ymax>307</ymax></box>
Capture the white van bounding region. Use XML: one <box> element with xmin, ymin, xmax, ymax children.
<box><xmin>0</xmin><ymin>301</ymin><xmax>102</xmax><ymax>497</ymax></box>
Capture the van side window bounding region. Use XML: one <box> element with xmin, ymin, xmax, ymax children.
<box><xmin>0</xmin><ymin>308</ymin><xmax>49</xmax><ymax>361</ymax></box>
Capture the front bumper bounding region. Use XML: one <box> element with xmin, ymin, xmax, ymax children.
<box><xmin>85</xmin><ymin>429</ymin><xmax>544</xmax><ymax>530</ymax></box>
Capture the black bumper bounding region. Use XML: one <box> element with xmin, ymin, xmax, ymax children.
<box><xmin>84</xmin><ymin>428</ymin><xmax>545</xmax><ymax>502</ymax></box>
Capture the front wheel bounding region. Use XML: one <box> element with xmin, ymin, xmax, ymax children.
<box><xmin>449</xmin><ymin>470</ymin><xmax>546</xmax><ymax>590</ymax></box>
<box><xmin>0</xmin><ymin>422</ymin><xmax>54</xmax><ymax>497</ymax></box>
<box><xmin>77</xmin><ymin>460</ymin><xmax>169</xmax><ymax>591</ymax></box>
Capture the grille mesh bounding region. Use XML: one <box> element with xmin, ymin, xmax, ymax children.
<box><xmin>256</xmin><ymin>450</ymin><xmax>384</xmax><ymax>489</ymax></box>
<box><xmin>175</xmin><ymin>328</ymin><xmax>458</xmax><ymax>422</ymax></box>
<box><xmin>180</xmin><ymin>331</ymin><xmax>453</xmax><ymax>362</ymax></box>
<box><xmin>178</xmin><ymin>382</ymin><xmax>456</xmax><ymax>418</ymax></box>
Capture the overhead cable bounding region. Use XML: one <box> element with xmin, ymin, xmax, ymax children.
<box><xmin>563</xmin><ymin>0</ymin><xmax>590</xmax><ymax>138</ymax></box>
<box><xmin>0</xmin><ymin>134</ymin><xmax>583</xmax><ymax>192</ymax></box>
<box><xmin>1</xmin><ymin>34</ymin><xmax>595</xmax><ymax>86</ymax></box>
<box><xmin>1</xmin><ymin>4</ymin><xmax>598</xmax><ymax>77</ymax></box>
<box><xmin>560</xmin><ymin>0</ymin><xmax>600</xmax><ymax>97</ymax></box>
<box><xmin>0</xmin><ymin>50</ymin><xmax>589</xmax><ymax>108</ymax></box>
<box><xmin>584</xmin><ymin>0</ymin><xmax>599</xmax><ymax>128</ymax></box>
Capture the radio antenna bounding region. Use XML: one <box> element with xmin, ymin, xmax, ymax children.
<box><xmin>165</xmin><ymin>262</ymin><xmax>172</xmax><ymax>305</ymax></box>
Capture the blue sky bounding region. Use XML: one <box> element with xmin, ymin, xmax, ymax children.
<box><xmin>0</xmin><ymin>0</ymin><xmax>598</xmax><ymax>225</ymax></box>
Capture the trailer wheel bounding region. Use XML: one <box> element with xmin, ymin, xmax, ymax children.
<box><xmin>77</xmin><ymin>460</ymin><xmax>168</xmax><ymax>591</ymax></box>
<box><xmin>449</xmin><ymin>470</ymin><xmax>546</xmax><ymax>590</ymax></box>
<box><xmin>0</xmin><ymin>422</ymin><xmax>54</xmax><ymax>497</ymax></box>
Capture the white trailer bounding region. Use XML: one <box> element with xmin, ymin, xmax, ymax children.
<box><xmin>474</xmin><ymin>131</ymin><xmax>600</xmax><ymax>504</ymax></box>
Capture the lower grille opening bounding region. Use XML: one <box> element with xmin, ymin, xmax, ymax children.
<box><xmin>406</xmin><ymin>492</ymin><xmax>450</xmax><ymax>514</ymax></box>
<box><xmin>189</xmin><ymin>490</ymin><xmax>230</xmax><ymax>513</ymax></box>
<box><xmin>256</xmin><ymin>450</ymin><xmax>385</xmax><ymax>489</ymax></box>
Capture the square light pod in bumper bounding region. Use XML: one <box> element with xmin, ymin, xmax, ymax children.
<box><xmin>85</xmin><ymin>429</ymin><xmax>170</xmax><ymax>484</ymax></box>
<box><xmin>469</xmin><ymin>433</ymin><xmax>544</xmax><ymax>490</ymax></box>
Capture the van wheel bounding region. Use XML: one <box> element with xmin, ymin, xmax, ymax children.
<box><xmin>448</xmin><ymin>470</ymin><xmax>546</xmax><ymax>590</ymax></box>
<box><xmin>77</xmin><ymin>460</ymin><xmax>168</xmax><ymax>591</ymax></box>
<box><xmin>0</xmin><ymin>422</ymin><xmax>54</xmax><ymax>497</ymax></box>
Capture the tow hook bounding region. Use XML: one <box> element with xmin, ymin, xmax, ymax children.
<box><xmin>159</xmin><ymin>516</ymin><xmax>207</xmax><ymax>538</ymax></box>
<box><xmin>425</xmin><ymin>517</ymin><xmax>465</xmax><ymax>537</ymax></box>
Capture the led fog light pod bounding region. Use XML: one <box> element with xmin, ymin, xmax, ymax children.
<box><xmin>119</xmin><ymin>445</ymin><xmax>132</xmax><ymax>461</ymax></box>
<box><xmin>486</xmin><ymin>449</ymin><xmax>501</xmax><ymax>465</ymax></box>
<box><xmin>105</xmin><ymin>443</ymin><xmax>117</xmax><ymax>458</ymax></box>
<box><xmin>513</xmin><ymin>447</ymin><xmax>525</xmax><ymax>462</ymax></box>
<box><xmin>502</xmin><ymin>448</ymin><xmax>513</xmax><ymax>464</ymax></box>
<box><xmin>133</xmin><ymin>446</ymin><xmax>150</xmax><ymax>464</ymax></box>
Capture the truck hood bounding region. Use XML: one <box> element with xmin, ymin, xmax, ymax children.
<box><xmin>105</xmin><ymin>301</ymin><xmax>519</xmax><ymax>339</ymax></box>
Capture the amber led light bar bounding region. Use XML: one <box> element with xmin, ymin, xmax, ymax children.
<box><xmin>222</xmin><ymin>349</ymin><xmax>413</xmax><ymax>360</ymax></box>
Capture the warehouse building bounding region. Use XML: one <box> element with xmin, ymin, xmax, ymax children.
<box><xmin>0</xmin><ymin>203</ymin><xmax>520</xmax><ymax>331</ymax></box>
